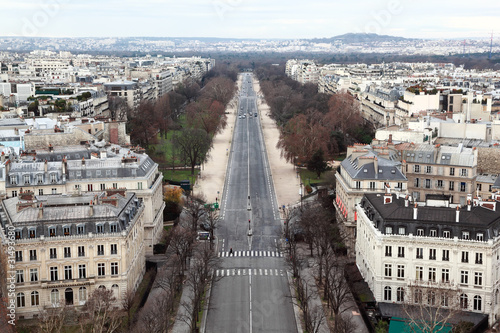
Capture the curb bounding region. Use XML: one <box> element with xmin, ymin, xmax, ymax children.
<box><xmin>287</xmin><ymin>271</ymin><xmax>304</xmax><ymax>333</ymax></box>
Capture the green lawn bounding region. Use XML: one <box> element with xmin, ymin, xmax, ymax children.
<box><xmin>162</xmin><ymin>168</ymin><xmax>199</xmax><ymax>183</ymax></box>
<box><xmin>297</xmin><ymin>168</ymin><xmax>334</xmax><ymax>185</ymax></box>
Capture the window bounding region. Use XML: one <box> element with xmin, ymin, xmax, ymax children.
<box><xmin>38</xmin><ymin>189</ymin><xmax>44</xmax><ymax>195</ymax></box>
<box><xmin>15</xmin><ymin>251</ymin><xmax>22</xmax><ymax>262</ymax></box>
<box><xmin>461</xmin><ymin>271</ymin><xmax>469</xmax><ymax>284</ymax></box>
<box><xmin>442</xmin><ymin>292</ymin><xmax>449</xmax><ymax>307</ymax></box>
<box><xmin>97</xmin><ymin>263</ymin><xmax>105</xmax><ymax>277</ymax></box>
<box><xmin>385</xmin><ymin>246</ymin><xmax>392</xmax><ymax>257</ymax></box>
<box><xmin>443</xmin><ymin>230</ymin><xmax>451</xmax><ymax>238</ymax></box>
<box><xmin>112</xmin><ymin>183</ymin><xmax>118</xmax><ymax>189</ymax></box>
<box><xmin>429</xmin><ymin>249</ymin><xmax>436</xmax><ymax>260</ymax></box>
<box><xmin>15</xmin><ymin>230</ymin><xmax>22</xmax><ymax>239</ymax></box>
<box><xmin>437</xmin><ymin>180</ymin><xmax>443</xmax><ymax>188</ymax></box>
<box><xmin>442</xmin><ymin>250</ymin><xmax>450</xmax><ymax>261</ymax></box>
<box><xmin>79</xmin><ymin>287</ymin><xmax>87</xmax><ymax>302</ymax></box>
<box><xmin>397</xmin><ymin>287</ymin><xmax>405</xmax><ymax>302</ymax></box>
<box><xmin>385</xmin><ymin>226</ymin><xmax>393</xmax><ymax>234</ymax></box>
<box><xmin>17</xmin><ymin>293</ymin><xmax>25</xmax><ymax>308</ymax></box>
<box><xmin>64</xmin><ymin>247</ymin><xmax>71</xmax><ymax>258</ymax></box>
<box><xmin>10</xmin><ymin>175</ymin><xmax>17</xmax><ymax>185</ymax></box>
<box><xmin>97</xmin><ymin>245</ymin><xmax>104</xmax><ymax>256</ymax></box>
<box><xmin>460</xmin><ymin>182</ymin><xmax>466</xmax><ymax>192</ymax></box>
<box><xmin>425</xmin><ymin>166</ymin><xmax>432</xmax><ymax>174</ymax></box>
<box><xmin>50</xmin><ymin>173</ymin><xmax>57</xmax><ymax>183</ymax></box>
<box><xmin>416</xmin><ymin>228</ymin><xmax>424</xmax><ymax>236</ymax></box>
<box><xmin>63</xmin><ymin>226</ymin><xmax>70</xmax><ymax>236</ymax></box>
<box><xmin>449</xmin><ymin>181</ymin><xmax>454</xmax><ymax>191</ymax></box>
<box><xmin>476</xmin><ymin>253</ymin><xmax>483</xmax><ymax>264</ymax></box>
<box><xmin>49</xmin><ymin>248</ymin><xmax>57</xmax><ymax>259</ymax></box>
<box><xmin>87</xmin><ymin>184</ymin><xmax>93</xmax><ymax>191</ymax></box>
<box><xmin>138</xmin><ymin>182</ymin><xmax>143</xmax><ymax>190</ymax></box>
<box><xmin>30</xmin><ymin>249</ymin><xmax>37</xmax><ymax>261</ymax></box>
<box><xmin>476</xmin><ymin>233</ymin><xmax>484</xmax><ymax>241</ymax></box>
<box><xmin>397</xmin><ymin>265</ymin><xmax>405</xmax><ymax>278</ymax></box>
<box><xmin>398</xmin><ymin>246</ymin><xmax>405</xmax><ymax>258</ymax></box>
<box><xmin>462</xmin><ymin>251</ymin><xmax>469</xmax><ymax>263</ymax></box>
<box><xmin>16</xmin><ymin>270</ymin><xmax>24</xmax><ymax>283</ymax></box>
<box><xmin>450</xmin><ymin>167</ymin><xmax>455</xmax><ymax>176</ymax></box>
<box><xmin>462</xmin><ymin>232</ymin><xmax>470</xmax><ymax>240</ymax></box>
<box><xmin>100</xmin><ymin>183</ymin><xmax>106</xmax><ymax>190</ymax></box>
<box><xmin>385</xmin><ymin>264</ymin><xmax>392</xmax><ymax>277</ymax></box>
<box><xmin>96</xmin><ymin>224</ymin><xmax>104</xmax><ymax>233</ymax></box>
<box><xmin>474</xmin><ymin>296</ymin><xmax>482</xmax><ymax>311</ymax></box>
<box><xmin>425</xmin><ymin>179</ymin><xmax>431</xmax><ymax>188</ymax></box>
<box><xmin>52</xmin><ymin>188</ymin><xmax>57</xmax><ymax>194</ymax></box>
<box><xmin>414</xmin><ymin>165</ymin><xmax>420</xmax><ymax>173</ymax></box>
<box><xmin>49</xmin><ymin>226</ymin><xmax>56</xmax><ymax>237</ymax></box>
<box><xmin>78</xmin><ymin>265</ymin><xmax>86</xmax><ymax>279</ymax></box>
<box><xmin>442</xmin><ymin>269</ymin><xmax>450</xmax><ymax>283</ymax></box>
<box><xmin>110</xmin><ymin>224</ymin><xmax>118</xmax><ymax>233</ymax></box>
<box><xmin>429</xmin><ymin>267</ymin><xmax>436</xmax><ymax>282</ymax></box>
<box><xmin>384</xmin><ymin>287</ymin><xmax>392</xmax><ymax>301</ymax></box>
<box><xmin>477</xmin><ymin>184</ymin><xmax>482</xmax><ymax>191</ymax></box>
<box><xmin>31</xmin><ymin>291</ymin><xmax>39</xmax><ymax>306</ymax></box>
<box><xmin>110</xmin><ymin>244</ymin><xmax>117</xmax><ymax>255</ymax></box>
<box><xmin>64</xmin><ymin>266</ymin><xmax>72</xmax><ymax>280</ymax></box>
<box><xmin>414</xmin><ymin>178</ymin><xmax>420</xmax><ymax>187</ymax></box>
<box><xmin>23</xmin><ymin>174</ymin><xmax>30</xmax><ymax>184</ymax></box>
<box><xmin>369</xmin><ymin>182</ymin><xmax>375</xmax><ymax>190</ymax></box>
<box><xmin>416</xmin><ymin>266</ymin><xmax>423</xmax><ymax>280</ymax></box>
<box><xmin>428</xmin><ymin>291</ymin><xmax>436</xmax><ymax>306</ymax></box>
<box><xmin>460</xmin><ymin>294</ymin><xmax>468</xmax><ymax>309</ymax></box>
<box><xmin>50</xmin><ymin>289</ymin><xmax>59</xmax><ymax>305</ymax></box>
<box><xmin>414</xmin><ymin>289</ymin><xmax>423</xmax><ymax>304</ymax></box>
<box><xmin>355</xmin><ymin>181</ymin><xmax>361</xmax><ymax>189</ymax></box>
<box><xmin>474</xmin><ymin>272</ymin><xmax>483</xmax><ymax>286</ymax></box>
<box><xmin>429</xmin><ymin>229</ymin><xmax>437</xmax><ymax>237</ymax></box>
<box><xmin>416</xmin><ymin>248</ymin><xmax>423</xmax><ymax>259</ymax></box>
<box><xmin>30</xmin><ymin>268</ymin><xmax>38</xmax><ymax>282</ymax></box>
<box><xmin>111</xmin><ymin>262</ymin><xmax>118</xmax><ymax>276</ymax></box>
<box><xmin>461</xmin><ymin>169</ymin><xmax>468</xmax><ymax>177</ymax></box>
<box><xmin>50</xmin><ymin>267</ymin><xmax>58</xmax><ymax>281</ymax></box>
<box><xmin>78</xmin><ymin>246</ymin><xmax>85</xmax><ymax>257</ymax></box>
<box><xmin>77</xmin><ymin>224</ymin><xmax>85</xmax><ymax>234</ymax></box>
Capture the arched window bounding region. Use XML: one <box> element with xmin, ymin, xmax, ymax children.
<box><xmin>50</xmin><ymin>289</ymin><xmax>60</xmax><ymax>305</ymax></box>
<box><xmin>384</xmin><ymin>286</ymin><xmax>392</xmax><ymax>301</ymax></box>
<box><xmin>16</xmin><ymin>293</ymin><xmax>25</xmax><ymax>308</ymax></box>
<box><xmin>428</xmin><ymin>291</ymin><xmax>436</xmax><ymax>306</ymax></box>
<box><xmin>79</xmin><ymin>287</ymin><xmax>87</xmax><ymax>302</ymax></box>
<box><xmin>460</xmin><ymin>294</ymin><xmax>468</xmax><ymax>309</ymax></box>
<box><xmin>473</xmin><ymin>295</ymin><xmax>482</xmax><ymax>311</ymax></box>
<box><xmin>397</xmin><ymin>287</ymin><xmax>404</xmax><ymax>302</ymax></box>
<box><xmin>112</xmin><ymin>284</ymin><xmax>119</xmax><ymax>298</ymax></box>
<box><xmin>98</xmin><ymin>285</ymin><xmax>106</xmax><ymax>290</ymax></box>
<box><xmin>441</xmin><ymin>292</ymin><xmax>449</xmax><ymax>307</ymax></box>
<box><xmin>31</xmin><ymin>291</ymin><xmax>39</xmax><ymax>306</ymax></box>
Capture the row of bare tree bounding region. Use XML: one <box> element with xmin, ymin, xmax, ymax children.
<box><xmin>284</xmin><ymin>201</ymin><xmax>357</xmax><ymax>333</ymax></box>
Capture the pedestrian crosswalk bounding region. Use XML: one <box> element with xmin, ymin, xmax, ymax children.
<box><xmin>218</xmin><ymin>250</ymin><xmax>283</xmax><ymax>258</ymax></box>
<box><xmin>215</xmin><ymin>268</ymin><xmax>286</xmax><ymax>277</ymax></box>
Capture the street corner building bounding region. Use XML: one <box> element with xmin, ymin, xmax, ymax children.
<box><xmin>0</xmin><ymin>189</ymin><xmax>146</xmax><ymax>319</ymax></box>
<box><xmin>356</xmin><ymin>191</ymin><xmax>500</xmax><ymax>326</ymax></box>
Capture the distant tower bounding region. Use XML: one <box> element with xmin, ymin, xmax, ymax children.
<box><xmin>489</xmin><ymin>31</ymin><xmax>493</xmax><ymax>59</ymax></box>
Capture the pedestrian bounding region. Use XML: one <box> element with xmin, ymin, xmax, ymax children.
<box><xmin>229</xmin><ymin>248</ymin><xmax>233</xmax><ymax>255</ymax></box>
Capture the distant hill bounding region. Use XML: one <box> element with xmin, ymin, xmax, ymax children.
<box><xmin>308</xmin><ymin>33</ymin><xmax>415</xmax><ymax>44</ymax></box>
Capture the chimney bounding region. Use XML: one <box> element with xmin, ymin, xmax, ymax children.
<box><xmin>48</xmin><ymin>144</ymin><xmax>53</xmax><ymax>152</ymax></box>
<box><xmin>81</xmin><ymin>157</ymin><xmax>85</xmax><ymax>166</ymax></box>
<box><xmin>62</xmin><ymin>156</ymin><xmax>67</xmax><ymax>181</ymax></box>
<box><xmin>374</xmin><ymin>157</ymin><xmax>378</xmax><ymax>178</ymax></box>
<box><xmin>44</xmin><ymin>159</ymin><xmax>48</xmax><ymax>173</ymax></box>
<box><xmin>89</xmin><ymin>201</ymin><xmax>94</xmax><ymax>216</ymax></box>
<box><xmin>100</xmin><ymin>149</ymin><xmax>107</xmax><ymax>159</ymax></box>
<box><xmin>405</xmin><ymin>195</ymin><xmax>409</xmax><ymax>207</ymax></box>
<box><xmin>388</xmin><ymin>134</ymin><xmax>392</xmax><ymax>144</ymax></box>
<box><xmin>456</xmin><ymin>206</ymin><xmax>460</xmax><ymax>222</ymax></box>
<box><xmin>38</xmin><ymin>203</ymin><xmax>43</xmax><ymax>219</ymax></box>
<box><xmin>413</xmin><ymin>203</ymin><xmax>418</xmax><ymax>220</ymax></box>
<box><xmin>1</xmin><ymin>151</ymin><xmax>4</xmax><ymax>163</ymax></box>
<box><xmin>384</xmin><ymin>193</ymin><xmax>392</xmax><ymax>204</ymax></box>
<box><xmin>467</xmin><ymin>199</ymin><xmax>471</xmax><ymax>211</ymax></box>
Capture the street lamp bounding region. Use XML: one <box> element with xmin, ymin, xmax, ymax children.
<box><xmin>300</xmin><ymin>182</ymin><xmax>303</xmax><ymax>209</ymax></box>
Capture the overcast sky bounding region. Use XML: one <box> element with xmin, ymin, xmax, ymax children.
<box><xmin>2</xmin><ymin>0</ymin><xmax>499</xmax><ymax>40</ymax></box>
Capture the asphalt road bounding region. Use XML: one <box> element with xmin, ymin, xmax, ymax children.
<box><xmin>205</xmin><ymin>74</ymin><xmax>297</xmax><ymax>333</ymax></box>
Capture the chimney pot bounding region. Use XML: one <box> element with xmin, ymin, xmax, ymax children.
<box><xmin>413</xmin><ymin>203</ymin><xmax>418</xmax><ymax>220</ymax></box>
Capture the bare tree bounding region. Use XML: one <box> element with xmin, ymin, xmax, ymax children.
<box><xmin>154</xmin><ymin>255</ymin><xmax>183</xmax><ymax>313</ymax></box>
<box><xmin>204</xmin><ymin>204</ymin><xmax>219</xmax><ymax>248</ymax></box>
<box><xmin>325</xmin><ymin>262</ymin><xmax>354</xmax><ymax>332</ymax></box>
<box><xmin>183</xmin><ymin>193</ymin><xmax>206</xmax><ymax>232</ymax></box>
<box><xmin>37</xmin><ymin>301</ymin><xmax>70</xmax><ymax>333</ymax></box>
<box><xmin>134</xmin><ymin>291</ymin><xmax>172</xmax><ymax>333</ymax></box>
<box><xmin>402</xmin><ymin>282</ymin><xmax>463</xmax><ymax>333</ymax></box>
<box><xmin>121</xmin><ymin>288</ymin><xmax>135</xmax><ymax>330</ymax></box>
<box><xmin>79</xmin><ymin>288</ymin><xmax>122</xmax><ymax>333</ymax></box>
<box><xmin>108</xmin><ymin>96</ymin><xmax>130</xmax><ymax>121</ymax></box>
<box><xmin>308</xmin><ymin>304</ymin><xmax>326</xmax><ymax>333</ymax></box>
<box><xmin>334</xmin><ymin>314</ymin><xmax>358</xmax><ymax>333</ymax></box>
<box><xmin>169</xmin><ymin>226</ymin><xmax>196</xmax><ymax>271</ymax></box>
<box><xmin>284</xmin><ymin>220</ymin><xmax>303</xmax><ymax>279</ymax></box>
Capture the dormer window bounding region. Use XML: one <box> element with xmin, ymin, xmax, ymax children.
<box><xmin>37</xmin><ymin>174</ymin><xmax>44</xmax><ymax>184</ymax></box>
<box><xmin>10</xmin><ymin>175</ymin><xmax>17</xmax><ymax>185</ymax></box>
<box><xmin>398</xmin><ymin>227</ymin><xmax>406</xmax><ymax>235</ymax></box>
<box><xmin>476</xmin><ymin>233</ymin><xmax>484</xmax><ymax>241</ymax></box>
<box><xmin>416</xmin><ymin>228</ymin><xmax>424</xmax><ymax>236</ymax></box>
<box><xmin>23</xmin><ymin>174</ymin><xmax>30</xmax><ymax>185</ymax></box>
<box><xmin>96</xmin><ymin>224</ymin><xmax>104</xmax><ymax>233</ymax></box>
<box><xmin>443</xmin><ymin>230</ymin><xmax>451</xmax><ymax>238</ymax></box>
<box><xmin>29</xmin><ymin>229</ymin><xmax>36</xmax><ymax>239</ymax></box>
<box><xmin>462</xmin><ymin>231</ymin><xmax>470</xmax><ymax>240</ymax></box>
<box><xmin>77</xmin><ymin>224</ymin><xmax>85</xmax><ymax>234</ymax></box>
<box><xmin>15</xmin><ymin>229</ymin><xmax>22</xmax><ymax>239</ymax></box>
<box><xmin>429</xmin><ymin>229</ymin><xmax>437</xmax><ymax>237</ymax></box>
<box><xmin>50</xmin><ymin>173</ymin><xmax>57</xmax><ymax>183</ymax></box>
<box><xmin>48</xmin><ymin>226</ymin><xmax>56</xmax><ymax>237</ymax></box>
<box><xmin>63</xmin><ymin>226</ymin><xmax>70</xmax><ymax>236</ymax></box>
<box><xmin>385</xmin><ymin>226</ymin><xmax>393</xmax><ymax>234</ymax></box>
<box><xmin>110</xmin><ymin>224</ymin><xmax>118</xmax><ymax>233</ymax></box>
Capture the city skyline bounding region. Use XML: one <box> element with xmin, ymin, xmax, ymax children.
<box><xmin>1</xmin><ymin>0</ymin><xmax>498</xmax><ymax>40</ymax></box>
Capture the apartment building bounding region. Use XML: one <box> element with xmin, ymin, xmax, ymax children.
<box><xmin>0</xmin><ymin>144</ymin><xmax>164</xmax><ymax>254</ymax></box>
<box><xmin>103</xmin><ymin>81</ymin><xmax>141</xmax><ymax>110</ymax></box>
<box><xmin>334</xmin><ymin>142</ymin><xmax>407</xmax><ymax>256</ymax></box>
<box><xmin>0</xmin><ymin>189</ymin><xmax>146</xmax><ymax>319</ymax></box>
<box><xmin>356</xmin><ymin>192</ymin><xmax>500</xmax><ymax>326</ymax></box>
<box><xmin>400</xmin><ymin>143</ymin><xmax>477</xmax><ymax>205</ymax></box>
